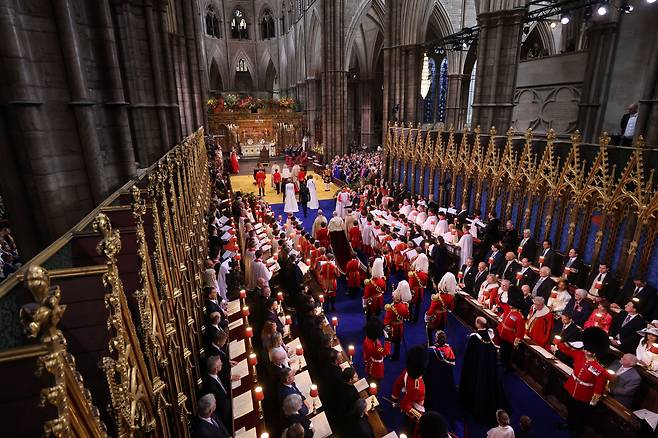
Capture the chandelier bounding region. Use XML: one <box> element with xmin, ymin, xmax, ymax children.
<box><xmin>420</xmin><ymin>52</ymin><xmax>431</xmax><ymax>99</ymax></box>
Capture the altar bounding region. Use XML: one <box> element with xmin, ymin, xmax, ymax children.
<box><xmin>241</xmin><ymin>139</ymin><xmax>276</xmax><ymax>158</ymax></box>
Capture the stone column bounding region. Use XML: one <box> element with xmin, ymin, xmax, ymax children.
<box><xmin>321</xmin><ymin>0</ymin><xmax>347</xmax><ymax>158</ymax></box>
<box><xmin>403</xmin><ymin>45</ymin><xmax>421</xmax><ymax>123</ymax></box>
<box><xmin>446</xmin><ymin>74</ymin><xmax>464</xmax><ymax>127</ymax></box>
<box><xmin>360</xmin><ymin>79</ymin><xmax>374</xmax><ymax>146</ymax></box>
<box><xmin>471</xmin><ymin>7</ymin><xmax>525</xmax><ymax>129</ymax></box>
<box><xmin>576</xmin><ymin>21</ymin><xmax>619</xmax><ymax>142</ymax></box>
<box><xmin>635</xmin><ymin>31</ymin><xmax>658</xmax><ymax>145</ymax></box>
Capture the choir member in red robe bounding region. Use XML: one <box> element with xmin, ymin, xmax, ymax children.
<box><xmin>363</xmin><ymin>318</ymin><xmax>391</xmax><ymax>383</ymax></box>
<box><xmin>316</xmin><ymin>222</ymin><xmax>330</xmax><ymax>249</ymax></box>
<box><xmin>349</xmin><ymin>221</ymin><xmax>362</xmax><ymax>251</ymax></box>
<box><xmin>346</xmin><ymin>252</ymin><xmax>362</xmax><ymax>297</ymax></box>
<box><xmin>526</xmin><ymin>296</ymin><xmax>554</xmax><ymax>350</ymax></box>
<box><xmin>230</xmin><ymin>150</ymin><xmax>239</xmax><ymax>174</ymax></box>
<box><xmin>319</xmin><ymin>254</ymin><xmax>340</xmax><ymax>311</ymax></box>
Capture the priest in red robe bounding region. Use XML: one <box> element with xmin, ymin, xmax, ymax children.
<box><xmin>526</xmin><ymin>296</ymin><xmax>554</xmax><ymax>350</ymax></box>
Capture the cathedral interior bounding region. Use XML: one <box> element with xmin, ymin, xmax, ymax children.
<box><xmin>0</xmin><ymin>0</ymin><xmax>658</xmax><ymax>437</ymax></box>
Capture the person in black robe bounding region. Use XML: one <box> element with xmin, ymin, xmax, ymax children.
<box><xmin>424</xmin><ymin>331</ymin><xmax>458</xmax><ymax>430</ymax></box>
<box><xmin>430</xmin><ymin>236</ymin><xmax>450</xmax><ymax>284</ymax></box>
<box><xmin>459</xmin><ymin>316</ymin><xmax>508</xmax><ymax>426</ymax></box>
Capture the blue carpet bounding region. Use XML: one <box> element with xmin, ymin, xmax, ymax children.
<box><xmin>270</xmin><ymin>199</ymin><xmax>570</xmax><ymax>437</ymax></box>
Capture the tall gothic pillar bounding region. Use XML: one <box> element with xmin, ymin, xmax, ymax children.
<box><xmin>577</xmin><ymin>20</ymin><xmax>619</xmax><ymax>142</ymax></box>
<box><xmin>321</xmin><ymin>0</ymin><xmax>347</xmax><ymax>158</ymax></box>
<box><xmin>446</xmin><ymin>74</ymin><xmax>465</xmax><ymax>127</ymax></box>
<box><xmin>635</xmin><ymin>31</ymin><xmax>658</xmax><ymax>145</ymax></box>
<box><xmin>403</xmin><ymin>45</ymin><xmax>421</xmax><ymax>123</ymax></box>
<box><xmin>360</xmin><ymin>79</ymin><xmax>374</xmax><ymax>146</ymax></box>
<box><xmin>471</xmin><ymin>5</ymin><xmax>526</xmax><ymax>129</ymax></box>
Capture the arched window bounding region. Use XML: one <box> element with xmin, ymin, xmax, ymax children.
<box><xmin>231</xmin><ymin>9</ymin><xmax>249</xmax><ymax>39</ymax></box>
<box><xmin>466</xmin><ymin>61</ymin><xmax>477</xmax><ymax>126</ymax></box>
<box><xmin>261</xmin><ymin>9</ymin><xmax>275</xmax><ymax>39</ymax></box>
<box><xmin>237</xmin><ymin>59</ymin><xmax>248</xmax><ymax>72</ymax></box>
<box><xmin>422</xmin><ymin>57</ymin><xmax>448</xmax><ymax>124</ymax></box>
<box><xmin>205</xmin><ymin>5</ymin><xmax>220</xmax><ymax>38</ymax></box>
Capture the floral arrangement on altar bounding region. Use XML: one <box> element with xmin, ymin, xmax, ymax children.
<box><xmin>207</xmin><ymin>94</ymin><xmax>298</xmax><ymax>113</ymax></box>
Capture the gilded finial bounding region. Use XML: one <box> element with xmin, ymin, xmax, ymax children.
<box><xmin>489</xmin><ymin>126</ymin><xmax>497</xmax><ymax>137</ymax></box>
<box><xmin>20</xmin><ymin>265</ymin><xmax>66</xmax><ymax>341</ymax></box>
<box><xmin>599</xmin><ymin>132</ymin><xmax>611</xmax><ymax>148</ymax></box>
<box><xmin>570</xmin><ymin>130</ymin><xmax>582</xmax><ymax>144</ymax></box>
<box><xmin>506</xmin><ymin>127</ymin><xmax>514</xmax><ymax>138</ymax></box>
<box><xmin>92</xmin><ymin>213</ymin><xmax>121</xmax><ymax>264</ymax></box>
<box><xmin>525</xmin><ymin>128</ymin><xmax>533</xmax><ymax>142</ymax></box>
<box><xmin>635</xmin><ymin>135</ymin><xmax>645</xmax><ymax>149</ymax></box>
<box><xmin>474</xmin><ymin>125</ymin><xmax>481</xmax><ymax>135</ymax></box>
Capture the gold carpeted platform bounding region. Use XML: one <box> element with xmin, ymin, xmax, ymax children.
<box><xmin>229</xmin><ymin>171</ymin><xmax>339</xmax><ymax>204</ymax></box>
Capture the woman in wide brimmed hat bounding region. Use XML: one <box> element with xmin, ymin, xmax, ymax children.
<box><xmin>636</xmin><ymin>326</ymin><xmax>658</xmax><ymax>371</ymax></box>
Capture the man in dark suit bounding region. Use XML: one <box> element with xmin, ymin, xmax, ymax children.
<box><xmin>472</xmin><ymin>262</ymin><xmax>489</xmax><ymax>299</ymax></box>
<box><xmin>564</xmin><ymin>289</ymin><xmax>594</xmax><ymax>328</ymax></box>
<box><xmin>515</xmin><ymin>258</ymin><xmax>538</xmax><ymax>288</ymax></box>
<box><xmin>555</xmin><ymin>312</ymin><xmax>583</xmax><ymax>366</ymax></box>
<box><xmin>536</xmin><ymin>240</ymin><xmax>556</xmax><ymax>273</ymax></box>
<box><xmin>201</xmin><ymin>356</ymin><xmax>232</xmax><ymax>432</ymax></box>
<box><xmin>615</xmin><ymin>278</ymin><xmax>657</xmax><ymax>318</ymax></box>
<box><xmin>610</xmin><ymin>301</ymin><xmax>646</xmax><ymax>353</ymax></box>
<box><xmin>501</xmin><ymin>220</ymin><xmax>519</xmax><ymax>253</ymax></box>
<box><xmin>585</xmin><ymin>263</ymin><xmax>618</xmax><ymax>302</ymax></box>
<box><xmin>192</xmin><ymin>394</ymin><xmax>230</xmax><ymax>438</ymax></box>
<box><xmin>204</xmin><ymin>287</ymin><xmax>223</xmax><ymax>319</ymax></box>
<box><xmin>205</xmin><ymin>312</ymin><xmax>226</xmax><ymax>351</ymax></box>
<box><xmin>520</xmin><ymin>285</ymin><xmax>534</xmax><ymax>318</ymax></box>
<box><xmin>486</xmin><ymin>243</ymin><xmax>505</xmax><ymax>276</ymax></box>
<box><xmin>278</xmin><ymin>367</ymin><xmax>309</xmax><ymax>416</ymax></box>
<box><xmin>609</xmin><ymin>353</ymin><xmax>642</xmax><ymax>409</ymax></box>
<box><xmin>457</xmin><ymin>202</ymin><xmax>469</xmax><ymax>226</ymax></box>
<box><xmin>530</xmin><ymin>266</ymin><xmax>556</xmax><ymax>302</ymax></box>
<box><xmin>561</xmin><ymin>248</ymin><xmax>585</xmax><ymax>287</ymax></box>
<box><xmin>517</xmin><ymin>229</ymin><xmax>537</xmax><ymax>263</ymax></box>
<box><xmin>481</xmin><ymin>212</ymin><xmax>501</xmax><ymax>259</ymax></box>
<box><xmin>500</xmin><ymin>251</ymin><xmax>520</xmax><ymax>282</ymax></box>
<box><xmin>459</xmin><ymin>257</ymin><xmax>477</xmax><ymax>296</ymax></box>
<box><xmin>264</xmin><ymin>297</ymin><xmax>285</xmax><ymax>334</ymax></box>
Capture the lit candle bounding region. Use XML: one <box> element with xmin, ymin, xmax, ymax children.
<box><xmin>607</xmin><ymin>369</ymin><xmax>616</xmax><ymax>379</ymax></box>
<box><xmin>458</xmin><ymin>271</ymin><xmax>463</xmax><ymax>279</ymax></box>
<box><xmin>633</xmin><ymin>297</ymin><xmax>640</xmax><ymax>303</ymax></box>
<box><xmin>261</xmin><ymin>433</ymin><xmax>269</xmax><ymax>438</ymax></box>
<box><xmin>254</xmin><ymin>386</ymin><xmax>264</xmax><ymax>401</ymax></box>
<box><xmin>348</xmin><ymin>345</ymin><xmax>355</xmax><ymax>357</ymax></box>
<box><xmin>277</xmin><ymin>291</ymin><xmax>284</xmax><ymax>301</ymax></box>
<box><xmin>369</xmin><ymin>382</ymin><xmax>378</xmax><ymax>395</ymax></box>
<box><xmin>296</xmin><ymin>345</ymin><xmax>304</xmax><ymax>356</ymax></box>
<box><xmin>553</xmin><ymin>335</ymin><xmax>562</xmax><ymax>344</ymax></box>
<box><xmin>309</xmin><ymin>384</ymin><xmax>318</xmax><ymax>398</ymax></box>
<box><xmin>242</xmin><ymin>306</ymin><xmax>250</xmax><ymax>317</ymax></box>
<box><xmin>234</xmin><ymin>254</ymin><xmax>241</xmax><ymax>261</ymax></box>
<box><xmin>318</xmin><ymin>294</ymin><xmax>325</xmax><ymax>303</ymax></box>
<box><xmin>517</xmin><ymin>246</ymin><xmax>523</xmax><ymax>255</ymax></box>
<box><xmin>245</xmin><ymin>326</ymin><xmax>253</xmax><ymax>338</ymax></box>
<box><xmin>239</xmin><ymin>289</ymin><xmax>247</xmax><ymax>299</ymax></box>
<box><xmin>248</xmin><ymin>353</ymin><xmax>258</xmax><ymax>366</ymax></box>
<box><xmin>273</xmin><ymin>254</ymin><xmax>278</xmax><ymax>261</ymax></box>
<box><xmin>285</xmin><ymin>315</ymin><xmax>292</xmax><ymax>325</ymax></box>
<box><xmin>306</xmin><ymin>259</ymin><xmax>311</xmax><ymax>265</ymax></box>
<box><xmin>331</xmin><ymin>316</ymin><xmax>338</xmax><ymax>327</ymax></box>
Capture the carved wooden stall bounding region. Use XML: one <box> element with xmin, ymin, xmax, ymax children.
<box><xmin>383</xmin><ymin>123</ymin><xmax>658</xmax><ymax>288</ymax></box>
<box><xmin>0</xmin><ymin>129</ymin><xmax>213</xmax><ymax>437</ymax></box>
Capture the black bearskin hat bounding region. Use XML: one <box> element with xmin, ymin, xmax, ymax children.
<box><xmin>507</xmin><ymin>293</ymin><xmax>524</xmax><ymax>310</ymax></box>
<box><xmin>417</xmin><ymin>411</ymin><xmax>448</xmax><ymax>438</ymax></box>
<box><xmin>582</xmin><ymin>327</ymin><xmax>610</xmax><ymax>357</ymax></box>
<box><xmin>365</xmin><ymin>317</ymin><xmax>385</xmax><ymax>341</ymax></box>
<box><xmin>406</xmin><ymin>346</ymin><xmax>429</xmax><ymax>379</ymax></box>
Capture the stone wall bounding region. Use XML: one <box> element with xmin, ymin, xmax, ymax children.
<box><xmin>0</xmin><ymin>0</ymin><xmax>206</xmax><ymax>257</ymax></box>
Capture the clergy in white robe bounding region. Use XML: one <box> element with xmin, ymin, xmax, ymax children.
<box><xmin>283</xmin><ymin>181</ymin><xmax>299</xmax><ymax>214</ymax></box>
<box><xmin>328</xmin><ymin>212</ymin><xmax>345</xmax><ymax>232</ymax></box>
<box><xmin>433</xmin><ymin>214</ymin><xmax>449</xmax><ymax>237</ymax></box>
<box><xmin>336</xmin><ymin>189</ymin><xmax>351</xmax><ymax>218</ymax></box>
<box><xmin>312</xmin><ymin>210</ymin><xmax>328</xmax><ymax>239</ymax></box>
<box><xmin>249</xmin><ymin>251</ymin><xmax>272</xmax><ymax>290</ymax></box>
<box><xmin>415</xmin><ymin>207</ymin><xmax>428</xmax><ymax>227</ymax></box>
<box><xmin>307</xmin><ymin>176</ymin><xmax>319</xmax><ymax>209</ymax></box>
<box><xmin>282</xmin><ymin>166</ymin><xmax>291</xmax><ymax>180</ymax></box>
<box><xmin>244</xmin><ymin>246</ymin><xmax>256</xmax><ymax>290</ymax></box>
<box><xmin>458</xmin><ymin>226</ymin><xmax>473</xmax><ymax>267</ymax></box>
<box><xmin>361</xmin><ymin>219</ymin><xmax>373</xmax><ymax>248</ymax></box>
<box><xmin>422</xmin><ymin>213</ymin><xmax>438</xmax><ymax>233</ymax></box>
<box><xmin>399</xmin><ymin>199</ymin><xmax>412</xmax><ymax>218</ymax></box>
<box><xmin>217</xmin><ymin>259</ymin><xmax>231</xmax><ymax>301</ymax></box>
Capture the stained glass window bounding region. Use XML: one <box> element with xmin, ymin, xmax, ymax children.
<box><xmin>422</xmin><ymin>57</ymin><xmax>448</xmax><ymax>123</ymax></box>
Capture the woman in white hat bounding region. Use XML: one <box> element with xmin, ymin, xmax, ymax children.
<box><xmin>636</xmin><ymin>326</ymin><xmax>658</xmax><ymax>371</ymax></box>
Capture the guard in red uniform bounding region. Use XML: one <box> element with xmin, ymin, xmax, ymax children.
<box><xmin>384</xmin><ymin>283</ymin><xmax>411</xmax><ymax>360</ymax></box>
<box><xmin>349</xmin><ymin>222</ymin><xmax>362</xmax><ymax>252</ymax></box>
<box><xmin>408</xmin><ymin>268</ymin><xmax>428</xmax><ymax>323</ymax></box>
<box><xmin>255</xmin><ymin>167</ymin><xmax>266</xmax><ymax>196</ymax></box>
<box><xmin>363</xmin><ymin>318</ymin><xmax>391</xmax><ymax>383</ymax></box>
<box><xmin>392</xmin><ymin>346</ymin><xmax>428</xmax><ymax>435</ymax></box>
<box><xmin>364</xmin><ymin>277</ymin><xmax>386</xmax><ymax>320</ymax></box>
<box><xmin>345</xmin><ymin>252</ymin><xmax>362</xmax><ymax>297</ymax></box>
<box><xmin>424</xmin><ymin>291</ymin><xmax>454</xmax><ymax>346</ymax></box>
<box><xmin>496</xmin><ymin>295</ymin><xmax>526</xmax><ymax>371</ymax></box>
<box><xmin>555</xmin><ymin>327</ymin><xmax>610</xmax><ymax>436</ymax></box>
<box><xmin>316</xmin><ymin>222</ymin><xmax>330</xmax><ymax>249</ymax></box>
<box><xmin>319</xmin><ymin>254</ymin><xmax>340</xmax><ymax>311</ymax></box>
